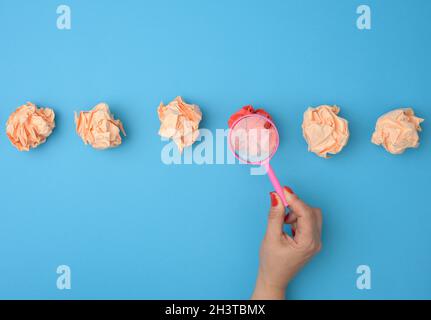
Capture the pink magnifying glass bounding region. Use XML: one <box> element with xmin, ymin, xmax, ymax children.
<box><xmin>228</xmin><ymin>114</ymin><xmax>289</xmax><ymax>208</ymax></box>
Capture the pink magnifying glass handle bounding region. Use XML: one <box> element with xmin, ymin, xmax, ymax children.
<box><xmin>263</xmin><ymin>162</ymin><xmax>289</xmax><ymax>207</ymax></box>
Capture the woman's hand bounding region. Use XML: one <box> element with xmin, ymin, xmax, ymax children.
<box><xmin>251</xmin><ymin>186</ymin><xmax>322</xmax><ymax>300</ymax></box>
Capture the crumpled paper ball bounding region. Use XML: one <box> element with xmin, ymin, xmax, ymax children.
<box><xmin>228</xmin><ymin>105</ymin><xmax>277</xmax><ymax>162</ymax></box>
<box><xmin>6</xmin><ymin>102</ymin><xmax>56</xmax><ymax>151</ymax></box>
<box><xmin>157</xmin><ymin>96</ymin><xmax>202</xmax><ymax>153</ymax></box>
<box><xmin>371</xmin><ymin>108</ymin><xmax>424</xmax><ymax>154</ymax></box>
<box><xmin>75</xmin><ymin>103</ymin><xmax>126</xmax><ymax>150</ymax></box>
<box><xmin>302</xmin><ymin>105</ymin><xmax>350</xmax><ymax>158</ymax></box>
<box><xmin>228</xmin><ymin>105</ymin><xmax>273</xmax><ymax>128</ymax></box>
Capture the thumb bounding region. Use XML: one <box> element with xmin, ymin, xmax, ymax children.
<box><xmin>266</xmin><ymin>192</ymin><xmax>287</xmax><ymax>239</ymax></box>
<box><xmin>283</xmin><ymin>186</ymin><xmax>308</xmax><ymax>224</ymax></box>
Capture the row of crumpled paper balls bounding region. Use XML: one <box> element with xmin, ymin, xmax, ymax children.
<box><xmin>300</xmin><ymin>105</ymin><xmax>424</xmax><ymax>157</ymax></box>
<box><xmin>4</xmin><ymin>99</ymin><xmax>425</xmax><ymax>156</ymax></box>
<box><xmin>5</xmin><ymin>97</ymin><xmax>202</xmax><ymax>152</ymax></box>
<box><xmin>228</xmin><ymin>104</ymin><xmax>424</xmax><ymax>157</ymax></box>
<box><xmin>6</xmin><ymin>102</ymin><xmax>125</xmax><ymax>151</ymax></box>
<box><xmin>228</xmin><ymin>104</ymin><xmax>425</xmax><ymax>157</ymax></box>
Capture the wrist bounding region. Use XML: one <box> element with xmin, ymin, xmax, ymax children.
<box><xmin>252</xmin><ymin>274</ymin><xmax>287</xmax><ymax>300</ymax></box>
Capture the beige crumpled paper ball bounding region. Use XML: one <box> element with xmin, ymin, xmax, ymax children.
<box><xmin>302</xmin><ymin>105</ymin><xmax>350</xmax><ymax>158</ymax></box>
<box><xmin>75</xmin><ymin>103</ymin><xmax>126</xmax><ymax>150</ymax></box>
<box><xmin>371</xmin><ymin>108</ymin><xmax>424</xmax><ymax>154</ymax></box>
<box><xmin>6</xmin><ymin>102</ymin><xmax>56</xmax><ymax>151</ymax></box>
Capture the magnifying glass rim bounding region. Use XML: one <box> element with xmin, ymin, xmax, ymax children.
<box><xmin>228</xmin><ymin>114</ymin><xmax>280</xmax><ymax>165</ymax></box>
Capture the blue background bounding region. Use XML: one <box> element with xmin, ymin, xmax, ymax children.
<box><xmin>0</xmin><ymin>0</ymin><xmax>430</xmax><ymax>299</ymax></box>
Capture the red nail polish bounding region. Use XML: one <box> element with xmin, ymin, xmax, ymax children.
<box><xmin>270</xmin><ymin>192</ymin><xmax>278</xmax><ymax>207</ymax></box>
<box><xmin>284</xmin><ymin>186</ymin><xmax>294</xmax><ymax>194</ymax></box>
<box><xmin>292</xmin><ymin>228</ymin><xmax>296</xmax><ymax>237</ymax></box>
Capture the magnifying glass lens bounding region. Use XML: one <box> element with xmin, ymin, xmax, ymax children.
<box><xmin>229</xmin><ymin>115</ymin><xmax>279</xmax><ymax>164</ymax></box>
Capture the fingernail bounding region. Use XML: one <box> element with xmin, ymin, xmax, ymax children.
<box><xmin>270</xmin><ymin>192</ymin><xmax>278</xmax><ymax>207</ymax></box>
<box><xmin>284</xmin><ymin>186</ymin><xmax>294</xmax><ymax>194</ymax></box>
<box><xmin>292</xmin><ymin>228</ymin><xmax>296</xmax><ymax>237</ymax></box>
